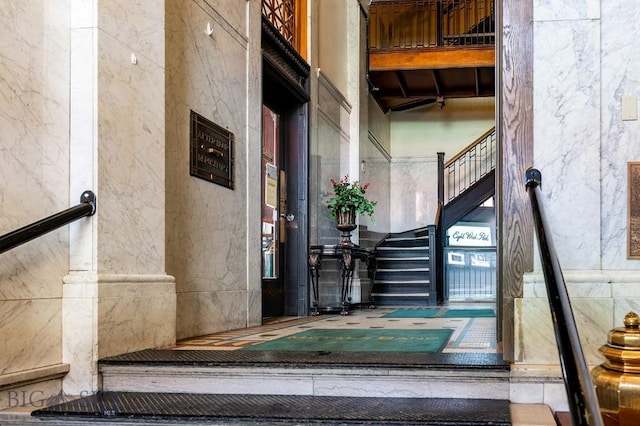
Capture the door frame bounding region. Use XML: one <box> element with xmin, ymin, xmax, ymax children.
<box><xmin>262</xmin><ymin>17</ymin><xmax>311</xmax><ymax>317</ymax></box>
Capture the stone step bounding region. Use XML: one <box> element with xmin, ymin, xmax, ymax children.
<box><xmin>94</xmin><ymin>349</ymin><xmax>509</xmax><ymax>400</ymax></box>
<box><xmin>99</xmin><ymin>363</ymin><xmax>510</xmax><ymax>399</ymax></box>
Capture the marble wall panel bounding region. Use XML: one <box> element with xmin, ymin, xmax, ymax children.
<box><xmin>97</xmin><ymin>279</ymin><xmax>176</xmax><ymax>358</ymax></box>
<box><xmin>69</xmin><ymin>16</ymin><xmax>97</xmax><ymax>271</ymax></box>
<box><xmin>166</xmin><ymin>0</ymin><xmax>257</xmax><ymax>337</ymax></box>
<box><xmin>390</xmin><ymin>158</ymin><xmax>439</xmax><ymax>233</ymax></box>
<box><xmin>514</xmin><ymin>294</ymin><xmax>611</xmax><ymax>365</ymax></box>
<box><xmin>533</xmin><ymin>0</ymin><xmax>600</xmax><ymax>21</ymax></box>
<box><xmin>359</xmin><ymin>138</ymin><xmax>390</xmax><ymax>233</ymax></box>
<box><xmin>367</xmin><ymin>96</ymin><xmax>391</xmax><ymax>154</ymax></box>
<box><xmin>0</xmin><ymin>1</ymin><xmax>70</xmax><ymax>380</ymax></box>
<box><xmin>95</xmin><ymin>28</ymin><xmax>165</xmax><ymax>274</ymax></box>
<box><xmin>0</xmin><ymin>1</ymin><xmax>71</xmax><ymax>279</ymax></box>
<box><xmin>0</xmin><ymin>300</ymin><xmax>61</xmax><ymax>375</ymax></box>
<box><xmin>533</xmin><ymin>19</ymin><xmax>601</xmax><ymax>270</ymax></box>
<box><xmin>312</xmin><ymin>74</ymin><xmax>349</xmax><ymax>246</ymax></box>
<box><xmin>62</xmin><ymin>284</ymin><xmax>98</xmax><ymax>395</ymax></box>
<box><xmin>98</xmin><ymin>0</ymin><xmax>164</xmax><ymax>67</ymax></box>
<box><xmin>193</xmin><ymin>0</ymin><xmax>248</xmax><ymax>38</ymax></box>
<box><xmin>177</xmin><ymin>290</ymin><xmax>249</xmax><ymax>338</ymax></box>
<box><xmin>600</xmin><ymin>2</ymin><xmax>640</xmax><ymax>270</ymax></box>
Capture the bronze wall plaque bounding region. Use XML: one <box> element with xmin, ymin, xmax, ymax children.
<box><xmin>190</xmin><ymin>110</ymin><xmax>234</xmax><ymax>189</ymax></box>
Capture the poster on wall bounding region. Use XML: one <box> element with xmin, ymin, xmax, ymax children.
<box><xmin>628</xmin><ymin>162</ymin><xmax>640</xmax><ymax>258</ymax></box>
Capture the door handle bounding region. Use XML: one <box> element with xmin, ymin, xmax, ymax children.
<box><xmin>281</xmin><ymin>213</ymin><xmax>295</xmax><ymax>222</ymax></box>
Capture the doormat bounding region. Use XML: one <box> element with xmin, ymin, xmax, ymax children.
<box><xmin>242</xmin><ymin>328</ymin><xmax>453</xmax><ymax>353</ymax></box>
<box><xmin>383</xmin><ymin>308</ymin><xmax>495</xmax><ymax>319</ymax></box>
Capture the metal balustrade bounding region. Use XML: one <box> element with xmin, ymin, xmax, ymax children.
<box><xmin>444</xmin><ymin>127</ymin><xmax>496</xmax><ymax>203</ymax></box>
<box><xmin>369</xmin><ymin>0</ymin><xmax>495</xmax><ymax>51</ymax></box>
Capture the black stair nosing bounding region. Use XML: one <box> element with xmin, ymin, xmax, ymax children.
<box><xmin>98</xmin><ymin>349</ymin><xmax>509</xmax><ymax>370</ymax></box>
<box><xmin>377</xmin><ymin>256</ymin><xmax>429</xmax><ymax>260</ymax></box>
<box><xmin>32</xmin><ymin>392</ymin><xmax>511</xmax><ymax>425</ymax></box>
<box><xmin>386</xmin><ymin>235</ymin><xmax>429</xmax><ymax>240</ymax></box>
<box><xmin>377</xmin><ymin>246</ymin><xmax>429</xmax><ymax>251</ymax></box>
<box><xmin>377</xmin><ymin>268</ymin><xmax>430</xmax><ymax>273</ymax></box>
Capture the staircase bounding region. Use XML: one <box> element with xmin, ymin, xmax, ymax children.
<box><xmin>8</xmin><ymin>349</ymin><xmax>517</xmax><ymax>425</ymax></box>
<box><xmin>371</xmin><ymin>225</ymin><xmax>437</xmax><ymax>306</ymax></box>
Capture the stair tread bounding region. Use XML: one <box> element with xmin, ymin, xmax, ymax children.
<box><xmin>377</xmin><ymin>268</ymin><xmax>429</xmax><ymax>272</ymax></box>
<box><xmin>377</xmin><ymin>246</ymin><xmax>428</xmax><ymax>250</ymax></box>
<box><xmin>385</xmin><ymin>236</ymin><xmax>429</xmax><ymax>241</ymax></box>
<box><xmin>377</xmin><ymin>256</ymin><xmax>429</xmax><ymax>261</ymax></box>
<box><xmin>32</xmin><ymin>392</ymin><xmax>511</xmax><ymax>425</ymax></box>
<box><xmin>371</xmin><ymin>292</ymin><xmax>431</xmax><ymax>297</ymax></box>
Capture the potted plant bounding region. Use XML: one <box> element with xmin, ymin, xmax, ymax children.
<box><xmin>326</xmin><ymin>175</ymin><xmax>376</xmax><ymax>245</ymax></box>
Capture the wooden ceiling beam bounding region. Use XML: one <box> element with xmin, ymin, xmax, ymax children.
<box><xmin>394</xmin><ymin>71</ymin><xmax>409</xmax><ymax>98</ymax></box>
<box><xmin>370</xmin><ymin>47</ymin><xmax>495</xmax><ymax>71</ymax></box>
<box><xmin>430</xmin><ymin>69</ymin><xmax>442</xmax><ymax>97</ymax></box>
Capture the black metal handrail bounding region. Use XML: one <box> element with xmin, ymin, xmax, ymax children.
<box><xmin>0</xmin><ymin>191</ymin><xmax>97</xmax><ymax>255</ymax></box>
<box><xmin>525</xmin><ymin>169</ymin><xmax>603</xmax><ymax>426</ymax></box>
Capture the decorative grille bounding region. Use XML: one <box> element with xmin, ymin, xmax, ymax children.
<box><xmin>262</xmin><ymin>0</ymin><xmax>296</xmax><ymax>44</ymax></box>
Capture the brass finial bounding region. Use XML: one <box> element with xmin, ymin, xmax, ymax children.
<box><xmin>624</xmin><ymin>311</ymin><xmax>640</xmax><ymax>329</ymax></box>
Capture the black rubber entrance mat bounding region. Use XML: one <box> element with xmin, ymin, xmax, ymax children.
<box><xmin>99</xmin><ymin>348</ymin><xmax>508</xmax><ymax>370</ymax></box>
<box><xmin>33</xmin><ymin>392</ymin><xmax>511</xmax><ymax>425</ymax></box>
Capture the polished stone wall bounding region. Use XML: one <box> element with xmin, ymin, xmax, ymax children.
<box><xmin>0</xmin><ymin>0</ymin><xmax>71</xmax><ymax>402</ymax></box>
<box><xmin>64</xmin><ymin>0</ymin><xmax>176</xmax><ymax>395</ymax></box>
<box><xmin>165</xmin><ymin>0</ymin><xmax>262</xmax><ymax>339</ymax></box>
<box><xmin>1</xmin><ymin>0</ymin><xmax>178</xmax><ymax>398</ymax></box>
<box><xmin>513</xmin><ymin>0</ymin><xmax>640</xmax><ymax>411</ymax></box>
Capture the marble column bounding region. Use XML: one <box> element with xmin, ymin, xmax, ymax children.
<box><xmin>64</xmin><ymin>0</ymin><xmax>176</xmax><ymax>394</ymax></box>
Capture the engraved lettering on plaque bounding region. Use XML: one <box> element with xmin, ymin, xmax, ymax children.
<box><xmin>190</xmin><ymin>110</ymin><xmax>234</xmax><ymax>189</ymax></box>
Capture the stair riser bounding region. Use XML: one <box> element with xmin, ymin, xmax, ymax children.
<box><xmin>380</xmin><ymin>240</ymin><xmax>429</xmax><ymax>248</ymax></box>
<box><xmin>372</xmin><ymin>297</ymin><xmax>433</xmax><ymax>306</ymax></box>
<box><xmin>376</xmin><ymin>272</ymin><xmax>430</xmax><ymax>281</ymax></box>
<box><xmin>375</xmin><ymin>249</ymin><xmax>429</xmax><ymax>258</ymax></box>
<box><xmin>377</xmin><ymin>260</ymin><xmax>429</xmax><ymax>269</ymax></box>
<box><xmin>100</xmin><ymin>367</ymin><xmax>509</xmax><ymax>400</ymax></box>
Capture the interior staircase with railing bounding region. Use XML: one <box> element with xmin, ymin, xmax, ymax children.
<box><xmin>370</xmin><ymin>127</ymin><xmax>497</xmax><ymax>306</ymax></box>
<box><xmin>370</xmin><ymin>226</ymin><xmax>437</xmax><ymax>306</ymax></box>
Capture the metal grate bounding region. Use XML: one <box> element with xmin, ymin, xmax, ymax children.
<box><xmin>99</xmin><ymin>348</ymin><xmax>508</xmax><ymax>369</ymax></box>
<box><xmin>262</xmin><ymin>0</ymin><xmax>295</xmax><ymax>44</ymax></box>
<box><xmin>34</xmin><ymin>392</ymin><xmax>511</xmax><ymax>425</ymax></box>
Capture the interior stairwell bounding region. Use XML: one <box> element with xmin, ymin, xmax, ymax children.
<box><xmin>371</xmin><ymin>226</ymin><xmax>437</xmax><ymax>306</ymax></box>
<box><xmin>370</xmin><ymin>127</ymin><xmax>497</xmax><ymax>306</ymax></box>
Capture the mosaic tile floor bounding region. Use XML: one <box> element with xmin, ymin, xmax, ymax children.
<box><xmin>168</xmin><ymin>303</ymin><xmax>500</xmax><ymax>354</ymax></box>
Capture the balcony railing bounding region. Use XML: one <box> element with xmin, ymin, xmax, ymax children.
<box><xmin>369</xmin><ymin>0</ymin><xmax>494</xmax><ymax>51</ymax></box>
<box><xmin>444</xmin><ymin>127</ymin><xmax>496</xmax><ymax>203</ymax></box>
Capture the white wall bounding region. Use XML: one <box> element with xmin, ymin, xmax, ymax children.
<box><xmin>391</xmin><ymin>97</ymin><xmax>495</xmax><ymax>159</ymax></box>
<box><xmin>387</xmin><ymin>98</ymin><xmax>495</xmax><ymax>232</ymax></box>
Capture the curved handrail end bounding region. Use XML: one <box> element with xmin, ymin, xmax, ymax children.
<box><xmin>525</xmin><ymin>168</ymin><xmax>541</xmax><ymax>189</ymax></box>
<box><xmin>81</xmin><ymin>190</ymin><xmax>97</xmax><ymax>216</ymax></box>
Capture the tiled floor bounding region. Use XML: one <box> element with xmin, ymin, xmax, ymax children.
<box><xmin>168</xmin><ymin>303</ymin><xmax>500</xmax><ymax>354</ymax></box>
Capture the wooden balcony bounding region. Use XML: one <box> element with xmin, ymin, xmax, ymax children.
<box><xmin>368</xmin><ymin>0</ymin><xmax>495</xmax><ymax>112</ymax></box>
